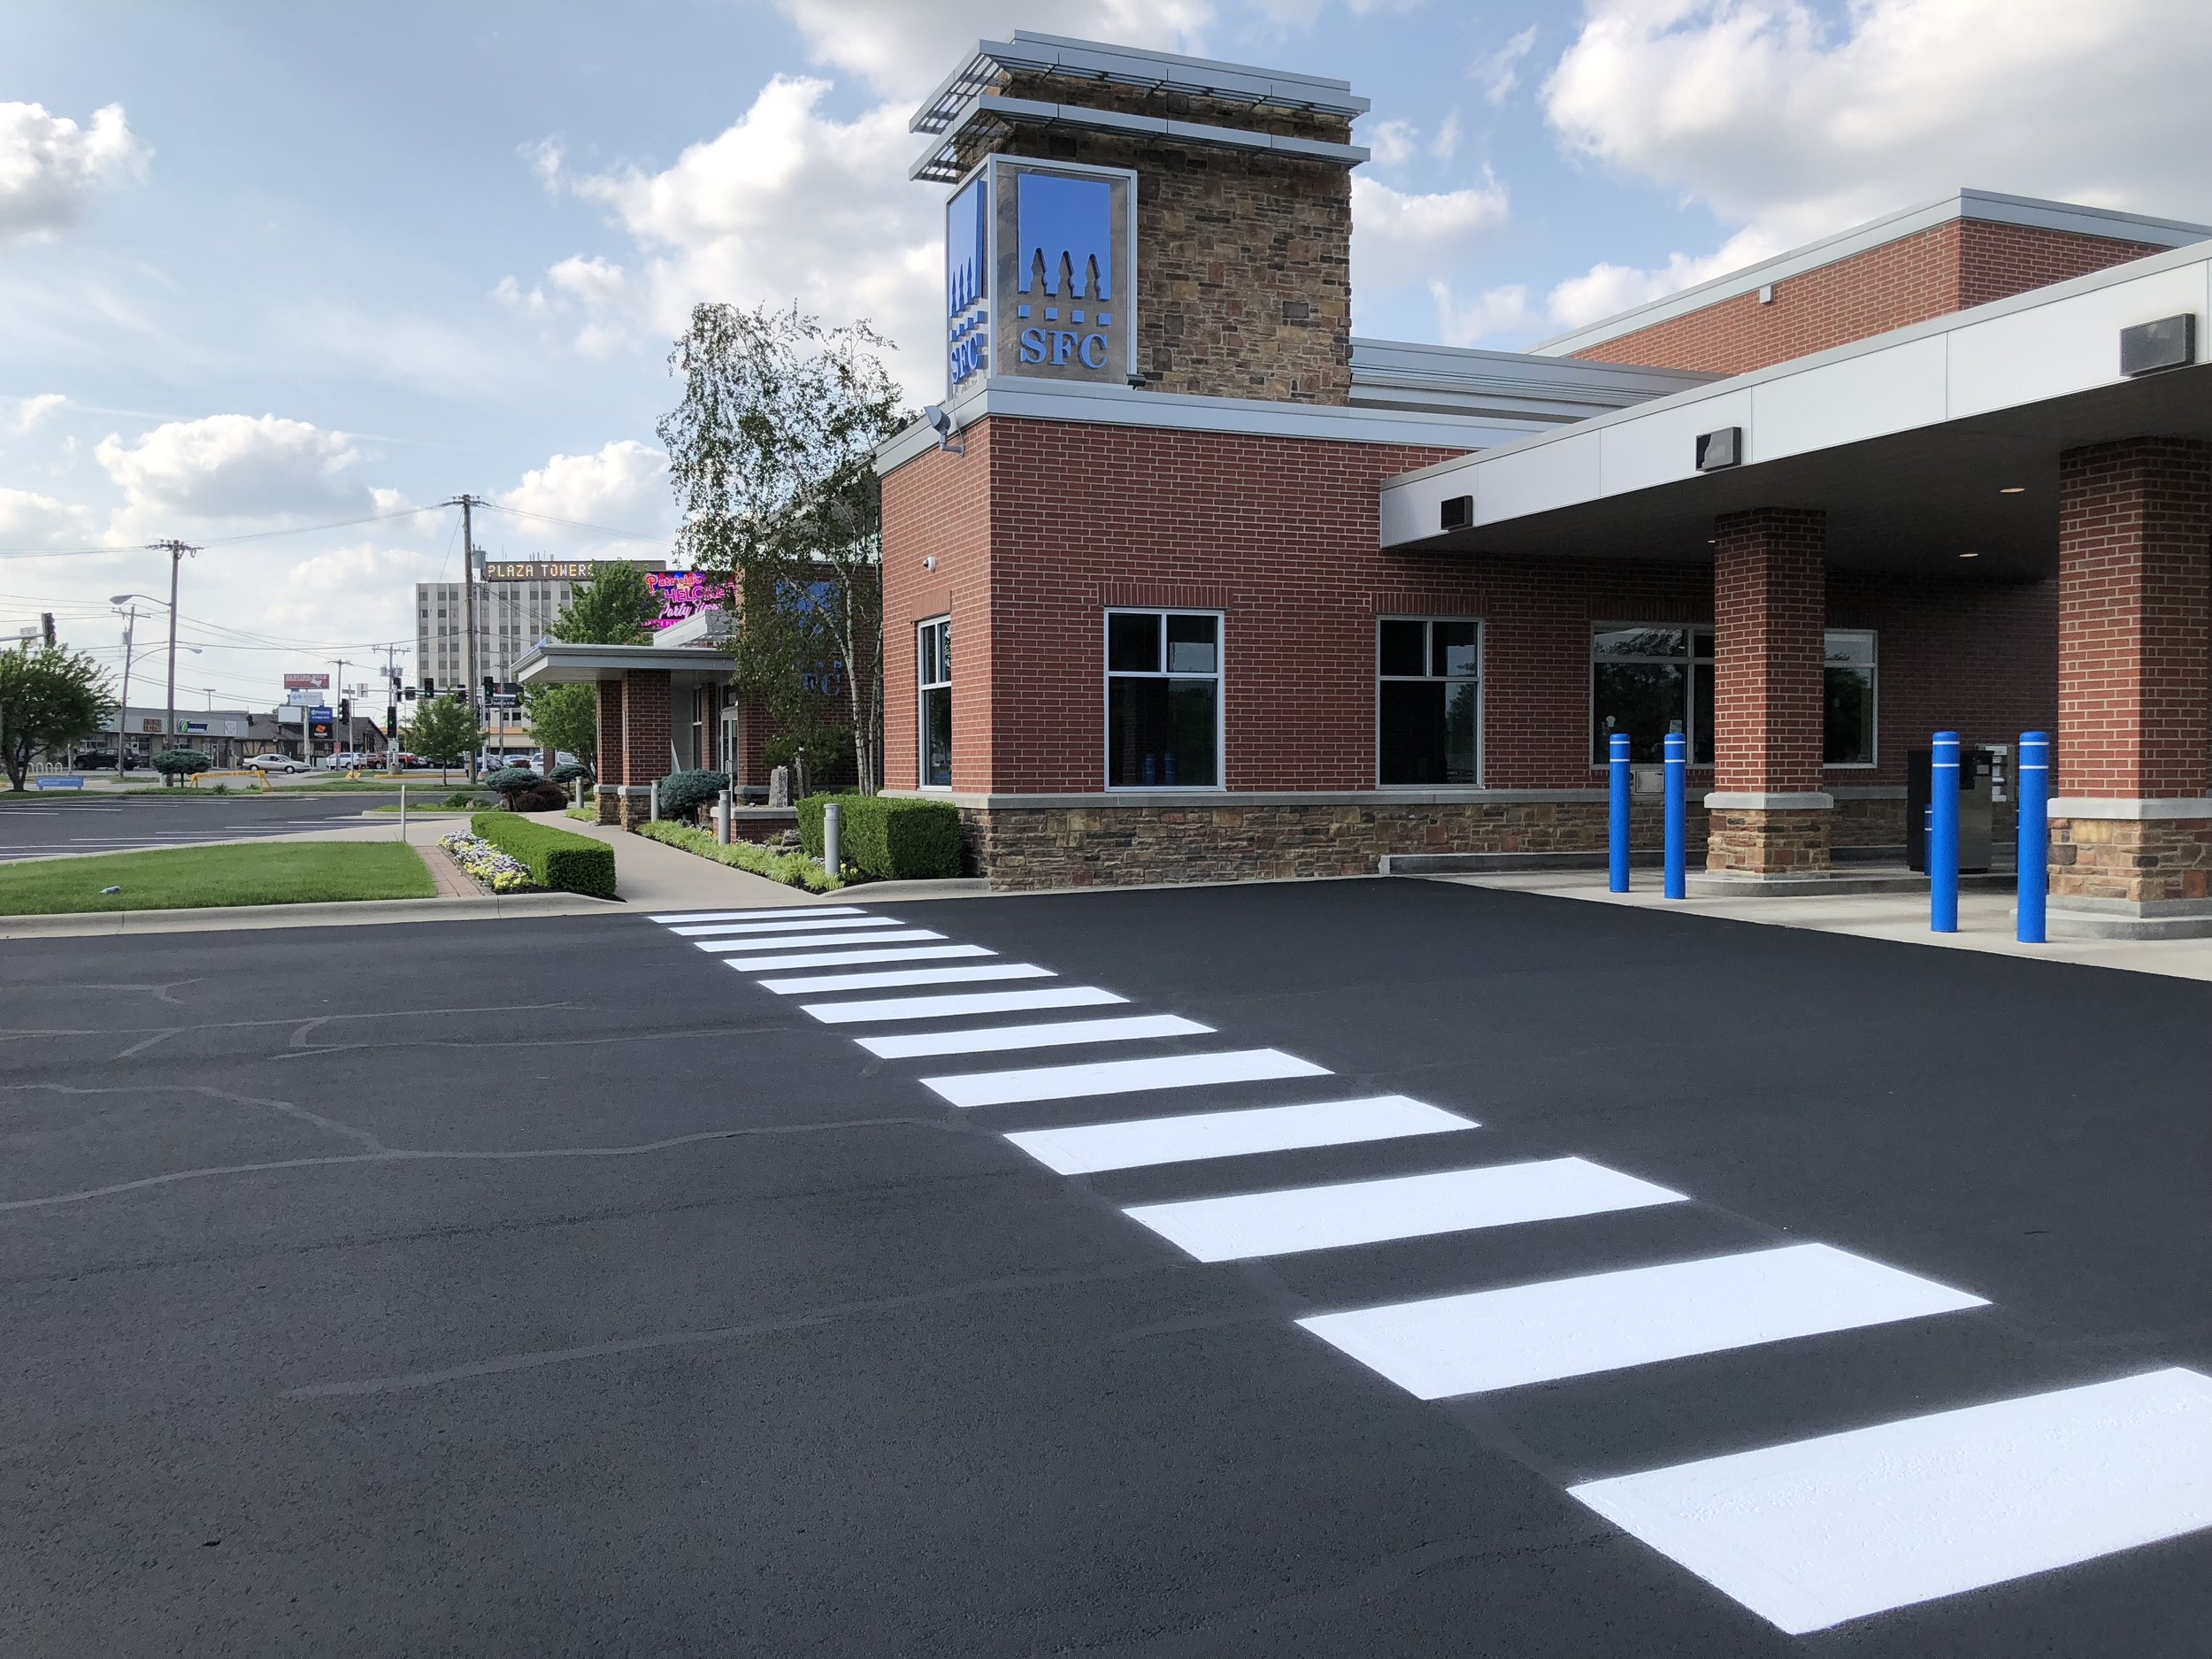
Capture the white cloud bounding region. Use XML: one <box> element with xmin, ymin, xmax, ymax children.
<box><xmin>525</xmin><ymin>75</ymin><xmax>941</xmax><ymax>394</ymax></box>
<box><xmin>497</xmin><ymin>440</ymin><xmax>669</xmax><ymax>536</ymax></box>
<box><xmin>1426</xmin><ymin>281</ymin><xmax>1540</xmax><ymax>348</ymax></box>
<box><xmin>1352</xmin><ymin>169</ymin><xmax>1512</xmax><ymax>294</ymax></box>
<box><xmin>96</xmin><ymin>413</ymin><xmax>370</xmax><ymax>532</ymax></box>
<box><xmin>0</xmin><ymin>486</ymin><xmax>98</xmax><ymax>549</ymax></box>
<box><xmin>0</xmin><ymin>102</ymin><xmax>148</xmax><ymax>248</ymax></box>
<box><xmin>11</xmin><ymin>392</ymin><xmax>66</xmax><ymax>433</ymax></box>
<box><xmin>1366</xmin><ymin>119</ymin><xmax>1420</xmax><ymax>170</ymax></box>
<box><xmin>1544</xmin><ymin>0</ymin><xmax>2212</xmax><ymax>250</ymax></box>
<box><xmin>1476</xmin><ymin>26</ymin><xmax>1539</xmax><ymax>105</ymax></box>
<box><xmin>1542</xmin><ymin>225</ymin><xmax>1780</xmax><ymax>327</ymax></box>
<box><xmin>775</xmin><ymin>0</ymin><xmax>1212</xmax><ymax>99</ymax></box>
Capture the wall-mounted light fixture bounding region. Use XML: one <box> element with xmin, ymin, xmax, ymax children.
<box><xmin>1695</xmin><ymin>426</ymin><xmax>1741</xmax><ymax>471</ymax></box>
<box><xmin>2120</xmin><ymin>313</ymin><xmax>2195</xmax><ymax>377</ymax></box>
<box><xmin>1440</xmin><ymin>495</ymin><xmax>1473</xmax><ymax>531</ymax></box>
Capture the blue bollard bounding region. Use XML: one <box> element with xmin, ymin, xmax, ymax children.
<box><xmin>1608</xmin><ymin>733</ymin><xmax>1632</xmax><ymax>892</ymax></box>
<box><xmin>1663</xmin><ymin>732</ymin><xmax>1686</xmax><ymax>899</ymax></box>
<box><xmin>2016</xmin><ymin>731</ymin><xmax>2049</xmax><ymax>942</ymax></box>
<box><xmin>1930</xmin><ymin>730</ymin><xmax>1960</xmax><ymax>933</ymax></box>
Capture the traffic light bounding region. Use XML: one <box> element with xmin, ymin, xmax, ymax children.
<box><xmin>422</xmin><ymin>677</ymin><xmax>436</xmax><ymax>695</ymax></box>
<box><xmin>481</xmin><ymin>676</ymin><xmax>495</xmax><ymax>705</ymax></box>
<box><xmin>337</xmin><ymin>697</ymin><xmax>350</xmax><ymax>723</ymax></box>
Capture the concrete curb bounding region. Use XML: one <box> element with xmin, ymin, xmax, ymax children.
<box><xmin>0</xmin><ymin>890</ymin><xmax>620</xmax><ymax>940</ymax></box>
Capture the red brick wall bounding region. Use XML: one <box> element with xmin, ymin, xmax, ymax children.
<box><xmin>1571</xmin><ymin>220</ymin><xmax>2166</xmax><ymax>376</ymax></box>
<box><xmin>2056</xmin><ymin>437</ymin><xmax>2212</xmax><ymax>797</ymax></box>
<box><xmin>1713</xmin><ymin>509</ymin><xmax>1826</xmax><ymax>793</ymax></box>
<box><xmin>882</xmin><ymin>419</ymin><xmax>2064</xmax><ymax>796</ymax></box>
<box><xmin>620</xmin><ymin>669</ymin><xmax>672</xmax><ymax>786</ymax></box>
<box><xmin>595</xmin><ymin>678</ymin><xmax>625</xmax><ymax>784</ymax></box>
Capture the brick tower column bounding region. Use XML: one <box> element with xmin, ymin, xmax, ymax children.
<box><xmin>2049</xmin><ymin>437</ymin><xmax>2212</xmax><ymax>939</ymax></box>
<box><xmin>1704</xmin><ymin>507</ymin><xmax>1833</xmax><ymax>878</ymax></box>
<box><xmin>618</xmin><ymin>669</ymin><xmax>673</xmax><ymax>828</ymax></box>
<box><xmin>593</xmin><ymin>677</ymin><xmax>624</xmax><ymax>825</ymax></box>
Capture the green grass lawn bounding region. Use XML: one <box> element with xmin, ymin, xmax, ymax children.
<box><xmin>0</xmin><ymin>841</ymin><xmax>436</xmax><ymax>915</ymax></box>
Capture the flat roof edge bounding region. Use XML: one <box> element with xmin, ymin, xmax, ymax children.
<box><xmin>1532</xmin><ymin>189</ymin><xmax>2212</xmax><ymax>358</ymax></box>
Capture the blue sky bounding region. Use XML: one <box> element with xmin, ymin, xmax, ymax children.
<box><xmin>3</xmin><ymin>0</ymin><xmax>2206</xmax><ymax>712</ymax></box>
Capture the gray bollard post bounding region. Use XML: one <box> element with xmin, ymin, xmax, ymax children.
<box><xmin>823</xmin><ymin>800</ymin><xmax>841</xmax><ymax>879</ymax></box>
<box><xmin>398</xmin><ymin>782</ymin><xmax>406</xmax><ymax>841</ymax></box>
<box><xmin>649</xmin><ymin>778</ymin><xmax>659</xmax><ymax>823</ymax></box>
<box><xmin>719</xmin><ymin>783</ymin><xmax>734</xmax><ymax>845</ymax></box>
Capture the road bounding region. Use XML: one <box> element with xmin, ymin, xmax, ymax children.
<box><xmin>0</xmin><ymin>880</ymin><xmax>2204</xmax><ymax>1654</ymax></box>
<box><xmin>0</xmin><ymin>793</ymin><xmax>403</xmax><ymax>863</ymax></box>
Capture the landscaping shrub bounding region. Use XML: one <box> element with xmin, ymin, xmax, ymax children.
<box><xmin>470</xmin><ymin>810</ymin><xmax>617</xmax><ymax>898</ymax></box>
<box><xmin>634</xmin><ymin>820</ymin><xmax>842</xmax><ymax>893</ymax></box>
<box><xmin>797</xmin><ymin>793</ymin><xmax>961</xmax><ymax>879</ymax></box>
<box><xmin>549</xmin><ymin>762</ymin><xmax>593</xmax><ymax>785</ymax></box>
<box><xmin>484</xmin><ymin>766</ymin><xmax>542</xmax><ymax>808</ymax></box>
<box><xmin>656</xmin><ymin>768</ymin><xmax>729</xmax><ymax>821</ymax></box>
<box><xmin>151</xmin><ymin>749</ymin><xmax>213</xmax><ymax>782</ymax></box>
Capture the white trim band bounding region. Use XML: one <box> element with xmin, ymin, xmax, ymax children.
<box><xmin>2048</xmin><ymin>796</ymin><xmax>2212</xmax><ymax>821</ymax></box>
<box><xmin>1703</xmin><ymin>792</ymin><xmax>1835</xmax><ymax>811</ymax></box>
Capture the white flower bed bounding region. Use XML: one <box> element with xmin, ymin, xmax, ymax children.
<box><xmin>439</xmin><ymin>830</ymin><xmax>534</xmax><ymax>894</ymax></box>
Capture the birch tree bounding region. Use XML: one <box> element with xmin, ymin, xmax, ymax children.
<box><xmin>657</xmin><ymin>303</ymin><xmax>906</xmax><ymax>794</ymax></box>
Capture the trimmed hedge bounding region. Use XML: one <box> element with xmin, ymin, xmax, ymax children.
<box><xmin>634</xmin><ymin>820</ymin><xmax>844</xmax><ymax>893</ymax></box>
<box><xmin>797</xmin><ymin>793</ymin><xmax>962</xmax><ymax>880</ymax></box>
<box><xmin>470</xmin><ymin>810</ymin><xmax>617</xmax><ymax>899</ymax></box>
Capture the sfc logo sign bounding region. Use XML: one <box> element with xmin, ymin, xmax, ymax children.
<box><xmin>943</xmin><ymin>155</ymin><xmax>1136</xmax><ymax>396</ymax></box>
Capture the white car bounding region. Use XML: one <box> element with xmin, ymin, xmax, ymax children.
<box><xmin>325</xmin><ymin>751</ymin><xmax>371</xmax><ymax>770</ymax></box>
<box><xmin>242</xmin><ymin>753</ymin><xmax>311</xmax><ymax>774</ymax></box>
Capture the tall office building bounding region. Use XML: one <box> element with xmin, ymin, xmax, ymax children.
<box><xmin>414</xmin><ymin>558</ymin><xmax>666</xmax><ymax>690</ymax></box>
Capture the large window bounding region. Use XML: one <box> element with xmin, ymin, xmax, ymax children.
<box><xmin>1106</xmin><ymin>610</ymin><xmax>1220</xmax><ymax>788</ymax></box>
<box><xmin>1590</xmin><ymin>624</ymin><xmax>1878</xmax><ymax>767</ymax></box>
<box><xmin>1379</xmin><ymin>618</ymin><xmax>1480</xmax><ymax>785</ymax></box>
<box><xmin>1592</xmin><ymin>625</ymin><xmax>1714</xmax><ymax>764</ymax></box>
<box><xmin>918</xmin><ymin>616</ymin><xmax>951</xmax><ymax>787</ymax></box>
<box><xmin>1824</xmin><ymin>630</ymin><xmax>1878</xmax><ymax>765</ymax></box>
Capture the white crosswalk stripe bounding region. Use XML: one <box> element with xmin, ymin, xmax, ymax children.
<box><xmin>693</xmin><ymin>928</ymin><xmax>943</xmax><ymax>954</ymax></box>
<box><xmin>922</xmin><ymin>1048</ymin><xmax>1330</xmax><ymax>1109</ymax></box>
<box><xmin>1123</xmin><ymin>1158</ymin><xmax>1686</xmax><ymax>1262</ymax></box>
<box><xmin>1298</xmin><ymin>1243</ymin><xmax>1985</xmax><ymax>1399</ymax></box>
<box><xmin>1003</xmin><ymin>1095</ymin><xmax>1473</xmax><ymax>1175</ymax></box>
<box><xmin>670</xmin><ymin>916</ymin><xmax>902</xmax><ymax>937</ymax></box>
<box><xmin>651</xmin><ymin>906</ymin><xmax>867</xmax><ymax>924</ymax></box>
<box><xmin>800</xmin><ymin>986</ymin><xmax>1124</xmax><ymax>1024</ymax></box>
<box><xmin>760</xmin><ymin>963</ymin><xmax>1056</xmax><ymax>995</ymax></box>
<box><xmin>856</xmin><ymin>1013</ymin><xmax>1210</xmax><ymax>1061</ymax></box>
<box><xmin>1570</xmin><ymin>1368</ymin><xmax>2212</xmax><ymax>1635</ymax></box>
<box><xmin>724</xmin><ymin>943</ymin><xmax>995</xmax><ymax>972</ymax></box>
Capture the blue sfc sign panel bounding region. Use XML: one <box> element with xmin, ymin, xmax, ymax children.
<box><xmin>944</xmin><ymin>154</ymin><xmax>1137</xmax><ymax>396</ymax></box>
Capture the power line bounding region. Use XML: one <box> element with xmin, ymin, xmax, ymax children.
<box><xmin>0</xmin><ymin>506</ymin><xmax>429</xmax><ymax>559</ymax></box>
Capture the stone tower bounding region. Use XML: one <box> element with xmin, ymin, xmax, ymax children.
<box><xmin>912</xmin><ymin>33</ymin><xmax>1370</xmax><ymax>405</ymax></box>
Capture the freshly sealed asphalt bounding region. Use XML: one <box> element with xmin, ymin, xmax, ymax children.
<box><xmin>0</xmin><ymin>879</ymin><xmax>2203</xmax><ymax>1655</ymax></box>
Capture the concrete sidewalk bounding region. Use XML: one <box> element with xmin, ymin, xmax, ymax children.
<box><xmin>553</xmin><ymin>818</ymin><xmax>827</xmax><ymax>910</ymax></box>
<box><xmin>1432</xmin><ymin>869</ymin><xmax>2212</xmax><ymax>983</ymax></box>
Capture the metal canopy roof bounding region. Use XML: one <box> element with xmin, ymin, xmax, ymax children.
<box><xmin>512</xmin><ymin>642</ymin><xmax>734</xmax><ymax>685</ymax></box>
<box><xmin>1380</xmin><ymin>242</ymin><xmax>2212</xmax><ymax>582</ymax></box>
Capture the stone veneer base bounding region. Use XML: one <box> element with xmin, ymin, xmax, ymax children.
<box><xmin>2048</xmin><ymin>814</ymin><xmax>2212</xmax><ymax>907</ymax></box>
<box><xmin>1704</xmin><ymin>805</ymin><xmax>1832</xmax><ymax>876</ymax></box>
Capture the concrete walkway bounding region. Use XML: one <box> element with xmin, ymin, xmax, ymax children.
<box><xmin>1433</xmin><ymin>869</ymin><xmax>2212</xmax><ymax>983</ymax></box>
<box><xmin>553</xmin><ymin>818</ymin><xmax>828</xmax><ymax>910</ymax></box>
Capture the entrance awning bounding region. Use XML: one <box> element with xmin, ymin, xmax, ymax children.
<box><xmin>512</xmin><ymin>642</ymin><xmax>736</xmax><ymax>685</ymax></box>
<box><xmin>1379</xmin><ymin>242</ymin><xmax>2212</xmax><ymax>581</ymax></box>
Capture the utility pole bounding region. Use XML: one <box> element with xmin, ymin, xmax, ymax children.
<box><xmin>441</xmin><ymin>495</ymin><xmax>489</xmax><ymax>781</ymax></box>
<box><xmin>377</xmin><ymin>641</ymin><xmax>408</xmax><ymax>770</ymax></box>
<box><xmin>146</xmin><ymin>540</ymin><xmax>199</xmax><ymax>752</ymax></box>
<box><xmin>328</xmin><ymin>657</ymin><xmax>354</xmax><ymax>768</ymax></box>
<box><xmin>114</xmin><ymin>604</ymin><xmax>138</xmax><ymax>780</ymax></box>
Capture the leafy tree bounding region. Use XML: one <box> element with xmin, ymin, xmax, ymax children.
<box><xmin>0</xmin><ymin>645</ymin><xmax>116</xmax><ymax>790</ymax></box>
<box><xmin>659</xmin><ymin>302</ymin><xmax>906</xmax><ymax>794</ymax></box>
<box><xmin>405</xmin><ymin>694</ymin><xmax>483</xmax><ymax>772</ymax></box>
<box><xmin>521</xmin><ymin>559</ymin><xmax>664</xmax><ymax>767</ymax></box>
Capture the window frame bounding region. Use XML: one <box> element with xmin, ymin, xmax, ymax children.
<box><xmin>1588</xmin><ymin>622</ymin><xmax>1713</xmax><ymax>768</ymax></box>
<box><xmin>1102</xmin><ymin>607</ymin><xmax>1226</xmax><ymax>793</ymax></box>
<box><xmin>1822</xmin><ymin>627</ymin><xmax>1879</xmax><ymax>769</ymax></box>
<box><xmin>1375</xmin><ymin>614</ymin><xmax>1485</xmax><ymax>789</ymax></box>
<box><xmin>917</xmin><ymin>614</ymin><xmax>952</xmax><ymax>790</ymax></box>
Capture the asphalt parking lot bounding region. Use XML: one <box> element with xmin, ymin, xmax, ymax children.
<box><xmin>0</xmin><ymin>793</ymin><xmax>405</xmax><ymax>862</ymax></box>
<box><xmin>1</xmin><ymin>879</ymin><xmax>2204</xmax><ymax>1655</ymax></box>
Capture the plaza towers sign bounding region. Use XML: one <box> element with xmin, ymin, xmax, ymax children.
<box><xmin>945</xmin><ymin>155</ymin><xmax>1137</xmax><ymax>395</ymax></box>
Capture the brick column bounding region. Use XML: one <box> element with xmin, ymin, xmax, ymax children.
<box><xmin>2048</xmin><ymin>437</ymin><xmax>2212</xmax><ymax>939</ymax></box>
<box><xmin>594</xmin><ymin>678</ymin><xmax>624</xmax><ymax>825</ymax></box>
<box><xmin>1703</xmin><ymin>507</ymin><xmax>1833</xmax><ymax>879</ymax></box>
<box><xmin>619</xmin><ymin>669</ymin><xmax>673</xmax><ymax>828</ymax></box>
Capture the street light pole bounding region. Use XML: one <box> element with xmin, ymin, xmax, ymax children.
<box><xmin>146</xmin><ymin>541</ymin><xmax>198</xmax><ymax>751</ymax></box>
<box><xmin>114</xmin><ymin>606</ymin><xmax>137</xmax><ymax>780</ymax></box>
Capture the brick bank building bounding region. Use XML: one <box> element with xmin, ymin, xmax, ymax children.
<box><xmin>856</xmin><ymin>31</ymin><xmax>2212</xmax><ymax>938</ymax></box>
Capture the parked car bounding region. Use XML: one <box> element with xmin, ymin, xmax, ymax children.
<box><xmin>242</xmin><ymin>753</ymin><xmax>311</xmax><ymax>773</ymax></box>
<box><xmin>70</xmin><ymin>749</ymin><xmax>135</xmax><ymax>770</ymax></box>
<box><xmin>324</xmin><ymin>751</ymin><xmax>371</xmax><ymax>770</ymax></box>
<box><xmin>394</xmin><ymin>752</ymin><xmax>421</xmax><ymax>769</ymax></box>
